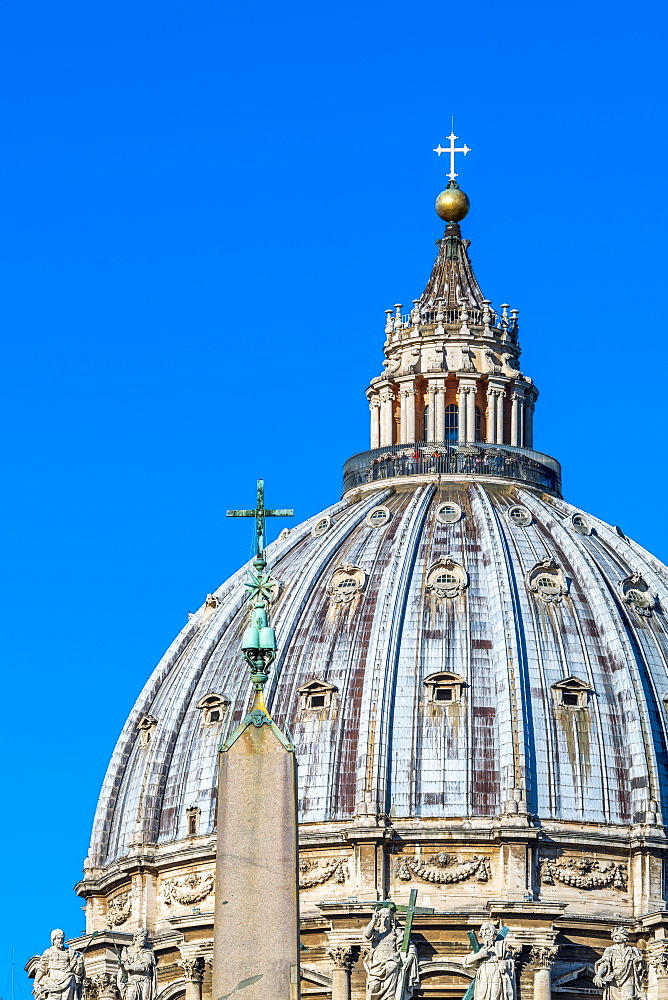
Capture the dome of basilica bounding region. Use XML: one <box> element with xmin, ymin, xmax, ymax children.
<box><xmin>71</xmin><ymin>171</ymin><xmax>668</xmax><ymax>1000</ymax></box>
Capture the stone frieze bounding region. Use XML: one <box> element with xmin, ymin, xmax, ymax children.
<box><xmin>163</xmin><ymin>871</ymin><xmax>215</xmax><ymax>905</ymax></box>
<box><xmin>395</xmin><ymin>852</ymin><xmax>491</xmax><ymax>884</ymax></box>
<box><xmin>540</xmin><ymin>856</ymin><xmax>627</xmax><ymax>890</ymax></box>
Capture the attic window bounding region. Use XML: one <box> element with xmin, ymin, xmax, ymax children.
<box><xmin>311</xmin><ymin>516</ymin><xmax>332</xmax><ymax>538</ymax></box>
<box><xmin>137</xmin><ymin>714</ymin><xmax>157</xmax><ymax>748</ymax></box>
<box><xmin>508</xmin><ymin>505</ymin><xmax>531</xmax><ymax>526</ymax></box>
<box><xmin>570</xmin><ymin>513</ymin><xmax>592</xmax><ymax>535</ymax></box>
<box><xmin>197</xmin><ymin>693</ymin><xmax>229</xmax><ymax>726</ymax></box>
<box><xmin>366</xmin><ymin>506</ymin><xmax>391</xmax><ymax>528</ymax></box>
<box><xmin>527</xmin><ymin>559</ymin><xmax>568</xmax><ymax>604</ymax></box>
<box><xmin>186</xmin><ymin>806</ymin><xmax>200</xmax><ymax>837</ymax></box>
<box><xmin>297</xmin><ymin>680</ymin><xmax>338</xmax><ymax>714</ymax></box>
<box><xmin>552</xmin><ymin>677</ymin><xmax>591</xmax><ymax>709</ymax></box>
<box><xmin>436</xmin><ymin>502</ymin><xmax>462</xmax><ymax>525</ymax></box>
<box><xmin>424</xmin><ymin>671</ymin><xmax>465</xmax><ymax>705</ymax></box>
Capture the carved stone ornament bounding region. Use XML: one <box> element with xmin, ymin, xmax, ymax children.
<box><xmin>83</xmin><ymin>975</ymin><xmax>119</xmax><ymax>1000</ymax></box>
<box><xmin>326</xmin><ymin>946</ymin><xmax>356</xmax><ymax>972</ymax></box>
<box><xmin>396</xmin><ymin>852</ymin><xmax>491</xmax><ymax>884</ymax></box>
<box><xmin>177</xmin><ymin>958</ymin><xmax>205</xmax><ymax>984</ymax></box>
<box><xmin>328</xmin><ymin>563</ymin><xmax>366</xmax><ymax>604</ymax></box>
<box><xmin>527</xmin><ymin>558</ymin><xmax>568</xmax><ymax>605</ymax></box>
<box><xmin>528</xmin><ymin>946</ymin><xmax>559</xmax><ymax>971</ymax></box>
<box><xmin>426</xmin><ymin>558</ymin><xmax>468</xmax><ymax>599</ymax></box>
<box><xmin>163</xmin><ymin>871</ymin><xmax>215</xmax><ymax>906</ymax></box>
<box><xmin>648</xmin><ymin>942</ymin><xmax>668</xmax><ymax>975</ymax></box>
<box><xmin>299</xmin><ymin>857</ymin><xmax>349</xmax><ymax>890</ymax></box>
<box><xmin>619</xmin><ymin>573</ymin><xmax>656</xmax><ymax>617</ymax></box>
<box><xmin>540</xmin><ymin>856</ymin><xmax>628</xmax><ymax>891</ymax></box>
<box><xmin>107</xmin><ymin>890</ymin><xmax>132</xmax><ymax>926</ymax></box>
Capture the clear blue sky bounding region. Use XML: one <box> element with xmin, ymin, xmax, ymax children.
<box><xmin>1</xmin><ymin>0</ymin><xmax>666</xmax><ymax>985</ymax></box>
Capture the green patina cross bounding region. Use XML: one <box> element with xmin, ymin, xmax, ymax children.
<box><xmin>226</xmin><ymin>480</ymin><xmax>294</xmax><ymax>559</ymax></box>
<box><xmin>397</xmin><ymin>889</ymin><xmax>435</xmax><ymax>954</ymax></box>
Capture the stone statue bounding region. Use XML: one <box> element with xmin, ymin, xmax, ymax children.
<box><xmin>594</xmin><ymin>927</ymin><xmax>645</xmax><ymax>1000</ymax></box>
<box><xmin>363</xmin><ymin>901</ymin><xmax>419</xmax><ymax>999</ymax></box>
<box><xmin>116</xmin><ymin>929</ymin><xmax>157</xmax><ymax>1000</ymax></box>
<box><xmin>462</xmin><ymin>921</ymin><xmax>516</xmax><ymax>1000</ymax></box>
<box><xmin>33</xmin><ymin>930</ymin><xmax>85</xmax><ymax>1000</ymax></box>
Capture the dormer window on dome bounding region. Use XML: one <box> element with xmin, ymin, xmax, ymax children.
<box><xmin>619</xmin><ymin>573</ymin><xmax>656</xmax><ymax>617</ymax></box>
<box><xmin>436</xmin><ymin>501</ymin><xmax>462</xmax><ymax>524</ymax></box>
<box><xmin>137</xmin><ymin>714</ymin><xmax>157</xmax><ymax>748</ymax></box>
<box><xmin>197</xmin><ymin>693</ymin><xmax>229</xmax><ymax>726</ymax></box>
<box><xmin>366</xmin><ymin>505</ymin><xmax>391</xmax><ymax>528</ymax></box>
<box><xmin>527</xmin><ymin>559</ymin><xmax>568</xmax><ymax>605</ymax></box>
<box><xmin>570</xmin><ymin>512</ymin><xmax>592</xmax><ymax>535</ymax></box>
<box><xmin>311</xmin><ymin>515</ymin><xmax>332</xmax><ymax>538</ymax></box>
<box><xmin>426</xmin><ymin>558</ymin><xmax>468</xmax><ymax>599</ymax></box>
<box><xmin>297</xmin><ymin>679</ymin><xmax>339</xmax><ymax>714</ymax></box>
<box><xmin>507</xmin><ymin>505</ymin><xmax>532</xmax><ymax>526</ymax></box>
<box><xmin>552</xmin><ymin>676</ymin><xmax>592</xmax><ymax>709</ymax></box>
<box><xmin>186</xmin><ymin>805</ymin><xmax>200</xmax><ymax>837</ymax></box>
<box><xmin>424</xmin><ymin>671</ymin><xmax>465</xmax><ymax>704</ymax></box>
<box><xmin>328</xmin><ymin>563</ymin><xmax>365</xmax><ymax>604</ymax></box>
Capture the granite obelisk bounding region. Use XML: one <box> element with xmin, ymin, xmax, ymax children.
<box><xmin>212</xmin><ymin>483</ymin><xmax>299</xmax><ymax>1000</ymax></box>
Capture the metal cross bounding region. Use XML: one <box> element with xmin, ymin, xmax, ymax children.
<box><xmin>226</xmin><ymin>480</ymin><xmax>294</xmax><ymax>559</ymax></box>
<box><xmin>396</xmin><ymin>889</ymin><xmax>434</xmax><ymax>955</ymax></box>
<box><xmin>433</xmin><ymin>132</ymin><xmax>471</xmax><ymax>181</ymax></box>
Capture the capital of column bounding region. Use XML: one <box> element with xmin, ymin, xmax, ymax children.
<box><xmin>379</xmin><ymin>388</ymin><xmax>396</xmax><ymax>402</ymax></box>
<box><xmin>399</xmin><ymin>387</ymin><xmax>417</xmax><ymax>398</ymax></box>
<box><xmin>648</xmin><ymin>942</ymin><xmax>668</xmax><ymax>976</ymax></box>
<box><xmin>178</xmin><ymin>957</ymin><xmax>206</xmax><ymax>983</ymax></box>
<box><xmin>528</xmin><ymin>945</ymin><xmax>559</xmax><ymax>971</ymax></box>
<box><xmin>369</xmin><ymin>397</ymin><xmax>381</xmax><ymax>410</ymax></box>
<box><xmin>326</xmin><ymin>945</ymin><xmax>356</xmax><ymax>971</ymax></box>
<box><xmin>511</xmin><ymin>389</ymin><xmax>525</xmax><ymax>402</ymax></box>
<box><xmin>487</xmin><ymin>386</ymin><xmax>505</xmax><ymax>398</ymax></box>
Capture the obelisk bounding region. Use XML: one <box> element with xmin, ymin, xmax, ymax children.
<box><xmin>212</xmin><ymin>483</ymin><xmax>299</xmax><ymax>1000</ymax></box>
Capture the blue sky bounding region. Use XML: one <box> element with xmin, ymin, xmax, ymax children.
<box><xmin>1</xmin><ymin>0</ymin><xmax>667</xmax><ymax>984</ymax></box>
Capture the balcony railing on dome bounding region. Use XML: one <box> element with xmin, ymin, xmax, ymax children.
<box><xmin>342</xmin><ymin>441</ymin><xmax>562</xmax><ymax>496</ymax></box>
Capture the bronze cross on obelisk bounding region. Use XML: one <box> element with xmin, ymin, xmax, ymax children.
<box><xmin>226</xmin><ymin>479</ymin><xmax>294</xmax><ymax>559</ymax></box>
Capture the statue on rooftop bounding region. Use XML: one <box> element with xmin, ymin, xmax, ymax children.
<box><xmin>594</xmin><ymin>927</ymin><xmax>645</xmax><ymax>1000</ymax></box>
<box><xmin>363</xmin><ymin>901</ymin><xmax>419</xmax><ymax>999</ymax></box>
<box><xmin>116</xmin><ymin>929</ymin><xmax>157</xmax><ymax>1000</ymax></box>
<box><xmin>33</xmin><ymin>930</ymin><xmax>85</xmax><ymax>1000</ymax></box>
<box><xmin>462</xmin><ymin>921</ymin><xmax>516</xmax><ymax>1000</ymax></box>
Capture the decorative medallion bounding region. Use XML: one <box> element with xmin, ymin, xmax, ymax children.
<box><xmin>426</xmin><ymin>558</ymin><xmax>468</xmax><ymax>599</ymax></box>
<box><xmin>299</xmin><ymin>857</ymin><xmax>349</xmax><ymax>890</ymax></box>
<box><xmin>311</xmin><ymin>515</ymin><xmax>332</xmax><ymax>538</ymax></box>
<box><xmin>107</xmin><ymin>889</ymin><xmax>132</xmax><ymax>925</ymax></box>
<box><xmin>163</xmin><ymin>871</ymin><xmax>215</xmax><ymax>906</ymax></box>
<box><xmin>328</xmin><ymin>563</ymin><xmax>365</xmax><ymax>604</ymax></box>
<box><xmin>527</xmin><ymin>558</ymin><xmax>568</xmax><ymax>605</ymax></box>
<box><xmin>396</xmin><ymin>852</ymin><xmax>491</xmax><ymax>884</ymax></box>
<box><xmin>540</xmin><ymin>856</ymin><xmax>627</xmax><ymax>891</ymax></box>
<box><xmin>619</xmin><ymin>573</ymin><xmax>656</xmax><ymax>617</ymax></box>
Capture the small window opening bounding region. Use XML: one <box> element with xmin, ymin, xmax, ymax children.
<box><xmin>537</xmin><ymin>577</ymin><xmax>557</xmax><ymax>590</ymax></box>
<box><xmin>186</xmin><ymin>806</ymin><xmax>200</xmax><ymax>836</ymax></box>
<box><xmin>137</xmin><ymin>714</ymin><xmax>157</xmax><ymax>748</ymax></box>
<box><xmin>552</xmin><ymin>676</ymin><xmax>591</xmax><ymax>709</ymax></box>
<box><xmin>197</xmin><ymin>693</ymin><xmax>229</xmax><ymax>726</ymax></box>
<box><xmin>436</xmin><ymin>573</ymin><xmax>458</xmax><ymax>586</ymax></box>
<box><xmin>436</xmin><ymin>502</ymin><xmax>462</xmax><ymax>524</ymax></box>
<box><xmin>562</xmin><ymin>692</ymin><xmax>579</xmax><ymax>706</ymax></box>
<box><xmin>209</xmin><ymin>709</ymin><xmax>220</xmax><ymax>723</ymax></box>
<box><xmin>435</xmin><ymin>688</ymin><xmax>453</xmax><ymax>702</ymax></box>
<box><xmin>475</xmin><ymin>406</ymin><xmax>482</xmax><ymax>442</ymax></box>
<box><xmin>423</xmin><ymin>404</ymin><xmax>430</xmax><ymax>441</ymax></box>
<box><xmin>424</xmin><ymin>671</ymin><xmax>465</xmax><ymax>705</ymax></box>
<box><xmin>309</xmin><ymin>694</ymin><xmax>326</xmax><ymax>708</ymax></box>
<box><xmin>298</xmin><ymin>680</ymin><xmax>338</xmax><ymax>714</ymax></box>
<box><xmin>337</xmin><ymin>577</ymin><xmax>357</xmax><ymax>590</ymax></box>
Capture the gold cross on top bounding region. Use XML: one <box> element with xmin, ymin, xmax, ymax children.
<box><xmin>433</xmin><ymin>132</ymin><xmax>471</xmax><ymax>181</ymax></box>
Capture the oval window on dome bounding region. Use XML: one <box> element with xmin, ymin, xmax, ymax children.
<box><xmin>527</xmin><ymin>558</ymin><xmax>567</xmax><ymax>604</ymax></box>
<box><xmin>328</xmin><ymin>563</ymin><xmax>366</xmax><ymax>604</ymax></box>
<box><xmin>508</xmin><ymin>505</ymin><xmax>531</xmax><ymax>526</ymax></box>
<box><xmin>570</xmin><ymin>513</ymin><xmax>592</xmax><ymax>535</ymax></box>
<box><xmin>311</xmin><ymin>515</ymin><xmax>332</xmax><ymax>538</ymax></box>
<box><xmin>366</xmin><ymin>505</ymin><xmax>391</xmax><ymax>528</ymax></box>
<box><xmin>436</xmin><ymin>502</ymin><xmax>462</xmax><ymax>525</ymax></box>
<box><xmin>426</xmin><ymin>559</ymin><xmax>468</xmax><ymax>598</ymax></box>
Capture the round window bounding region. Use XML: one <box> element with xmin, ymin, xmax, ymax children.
<box><xmin>436</xmin><ymin>573</ymin><xmax>458</xmax><ymax>586</ymax></box>
<box><xmin>436</xmin><ymin>502</ymin><xmax>462</xmax><ymax>524</ymax></box>
<box><xmin>570</xmin><ymin>513</ymin><xmax>591</xmax><ymax>535</ymax></box>
<box><xmin>366</xmin><ymin>506</ymin><xmax>391</xmax><ymax>528</ymax></box>
<box><xmin>311</xmin><ymin>516</ymin><xmax>332</xmax><ymax>538</ymax></box>
<box><xmin>508</xmin><ymin>505</ymin><xmax>531</xmax><ymax>526</ymax></box>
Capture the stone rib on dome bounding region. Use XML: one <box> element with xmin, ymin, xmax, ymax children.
<box><xmin>88</xmin><ymin>481</ymin><xmax>668</xmax><ymax>868</ymax></box>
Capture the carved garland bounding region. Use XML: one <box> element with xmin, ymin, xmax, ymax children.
<box><xmin>107</xmin><ymin>890</ymin><xmax>132</xmax><ymax>926</ymax></box>
<box><xmin>395</xmin><ymin>852</ymin><xmax>491</xmax><ymax>884</ymax></box>
<box><xmin>299</xmin><ymin>857</ymin><xmax>349</xmax><ymax>890</ymax></box>
<box><xmin>163</xmin><ymin>872</ymin><xmax>215</xmax><ymax>905</ymax></box>
<box><xmin>540</xmin><ymin>857</ymin><xmax>627</xmax><ymax>891</ymax></box>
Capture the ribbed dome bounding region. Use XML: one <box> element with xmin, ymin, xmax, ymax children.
<box><xmin>89</xmin><ymin>479</ymin><xmax>668</xmax><ymax>868</ymax></box>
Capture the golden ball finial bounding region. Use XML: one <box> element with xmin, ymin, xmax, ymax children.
<box><xmin>435</xmin><ymin>180</ymin><xmax>470</xmax><ymax>222</ymax></box>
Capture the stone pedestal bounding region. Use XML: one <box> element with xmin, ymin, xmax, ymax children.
<box><xmin>212</xmin><ymin>718</ymin><xmax>300</xmax><ymax>1000</ymax></box>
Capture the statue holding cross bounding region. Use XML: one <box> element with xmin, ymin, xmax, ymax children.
<box><xmin>462</xmin><ymin>922</ymin><xmax>517</xmax><ymax>1000</ymax></box>
<box><xmin>362</xmin><ymin>890</ymin><xmax>429</xmax><ymax>999</ymax></box>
